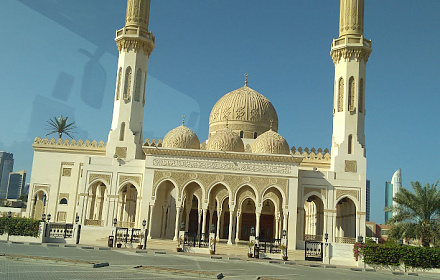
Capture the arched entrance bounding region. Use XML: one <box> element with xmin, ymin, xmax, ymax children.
<box><xmin>32</xmin><ymin>191</ymin><xmax>46</xmax><ymax>219</ymax></box>
<box><xmin>85</xmin><ymin>181</ymin><xmax>107</xmax><ymax>226</ymax></box>
<box><xmin>150</xmin><ymin>180</ymin><xmax>177</xmax><ymax>239</ymax></box>
<box><xmin>239</xmin><ymin>198</ymin><xmax>256</xmax><ymax>241</ymax></box>
<box><xmin>207</xmin><ymin>183</ymin><xmax>230</xmax><ymax>240</ymax></box>
<box><xmin>335</xmin><ymin>197</ymin><xmax>356</xmax><ymax>243</ymax></box>
<box><xmin>304</xmin><ymin>195</ymin><xmax>324</xmax><ymax>241</ymax></box>
<box><xmin>117</xmin><ymin>183</ymin><xmax>137</xmax><ymax>228</ymax></box>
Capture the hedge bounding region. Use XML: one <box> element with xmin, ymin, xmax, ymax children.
<box><xmin>0</xmin><ymin>216</ymin><xmax>40</xmax><ymax>237</ymax></box>
<box><xmin>354</xmin><ymin>242</ymin><xmax>440</xmax><ymax>269</ymax></box>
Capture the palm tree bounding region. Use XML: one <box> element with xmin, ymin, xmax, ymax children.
<box><xmin>46</xmin><ymin>115</ymin><xmax>76</xmax><ymax>139</ymax></box>
<box><xmin>386</xmin><ymin>181</ymin><xmax>440</xmax><ymax>247</ymax></box>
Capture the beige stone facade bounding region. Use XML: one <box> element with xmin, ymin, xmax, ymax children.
<box><xmin>26</xmin><ymin>0</ymin><xmax>369</xmax><ymax>251</ymax></box>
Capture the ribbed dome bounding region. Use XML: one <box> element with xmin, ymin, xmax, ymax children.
<box><xmin>209</xmin><ymin>85</ymin><xmax>278</xmax><ymax>139</ymax></box>
<box><xmin>251</xmin><ymin>129</ymin><xmax>290</xmax><ymax>155</ymax></box>
<box><xmin>162</xmin><ymin>125</ymin><xmax>200</xmax><ymax>149</ymax></box>
<box><xmin>207</xmin><ymin>127</ymin><xmax>244</xmax><ymax>152</ymax></box>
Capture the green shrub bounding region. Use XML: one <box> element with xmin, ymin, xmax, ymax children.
<box><xmin>0</xmin><ymin>217</ymin><xmax>40</xmax><ymax>237</ymax></box>
<box><xmin>356</xmin><ymin>242</ymin><xmax>440</xmax><ymax>269</ymax></box>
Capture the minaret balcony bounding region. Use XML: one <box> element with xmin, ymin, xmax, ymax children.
<box><xmin>116</xmin><ymin>26</ymin><xmax>155</xmax><ymax>44</ymax></box>
<box><xmin>331</xmin><ymin>35</ymin><xmax>371</xmax><ymax>50</ymax></box>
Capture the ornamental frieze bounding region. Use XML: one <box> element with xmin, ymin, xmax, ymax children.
<box><xmin>88</xmin><ymin>173</ymin><xmax>111</xmax><ymax>185</ymax></box>
<box><xmin>119</xmin><ymin>175</ymin><xmax>142</xmax><ymax>187</ymax></box>
<box><xmin>335</xmin><ymin>189</ymin><xmax>359</xmax><ymax>201</ymax></box>
<box><xmin>303</xmin><ymin>187</ymin><xmax>327</xmax><ymax>199</ymax></box>
<box><xmin>152</xmin><ymin>157</ymin><xmax>291</xmax><ymax>174</ymax></box>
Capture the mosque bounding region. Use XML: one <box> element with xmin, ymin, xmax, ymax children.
<box><xmin>26</xmin><ymin>0</ymin><xmax>370</xmax><ymax>251</ymax></box>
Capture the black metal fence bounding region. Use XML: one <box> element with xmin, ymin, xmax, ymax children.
<box><xmin>305</xmin><ymin>241</ymin><xmax>323</xmax><ymax>261</ymax></box>
<box><xmin>48</xmin><ymin>223</ymin><xmax>74</xmax><ymax>238</ymax></box>
<box><xmin>183</xmin><ymin>232</ymin><xmax>209</xmax><ymax>248</ymax></box>
<box><xmin>257</xmin><ymin>238</ymin><xmax>281</xmax><ymax>254</ymax></box>
<box><xmin>115</xmin><ymin>227</ymin><xmax>143</xmax><ymax>244</ymax></box>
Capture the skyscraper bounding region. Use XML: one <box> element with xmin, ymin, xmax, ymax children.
<box><xmin>0</xmin><ymin>152</ymin><xmax>14</xmax><ymax>199</ymax></box>
<box><xmin>7</xmin><ymin>170</ymin><xmax>26</xmax><ymax>199</ymax></box>
<box><xmin>385</xmin><ymin>169</ymin><xmax>401</xmax><ymax>222</ymax></box>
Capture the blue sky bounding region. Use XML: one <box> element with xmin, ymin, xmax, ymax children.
<box><xmin>0</xmin><ymin>1</ymin><xmax>439</xmax><ymax>224</ymax></box>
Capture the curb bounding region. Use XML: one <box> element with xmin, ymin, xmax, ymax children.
<box><xmin>92</xmin><ymin>262</ymin><xmax>109</xmax><ymax>268</ymax></box>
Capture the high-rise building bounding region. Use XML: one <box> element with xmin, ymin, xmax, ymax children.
<box><xmin>0</xmin><ymin>152</ymin><xmax>14</xmax><ymax>199</ymax></box>
<box><xmin>366</xmin><ymin>180</ymin><xmax>370</xmax><ymax>221</ymax></box>
<box><xmin>385</xmin><ymin>169</ymin><xmax>401</xmax><ymax>222</ymax></box>
<box><xmin>7</xmin><ymin>170</ymin><xmax>26</xmax><ymax>199</ymax></box>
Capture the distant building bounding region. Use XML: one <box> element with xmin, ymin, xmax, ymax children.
<box><xmin>0</xmin><ymin>152</ymin><xmax>14</xmax><ymax>199</ymax></box>
<box><xmin>385</xmin><ymin>169</ymin><xmax>402</xmax><ymax>223</ymax></box>
<box><xmin>366</xmin><ymin>180</ymin><xmax>370</xmax><ymax>221</ymax></box>
<box><xmin>22</xmin><ymin>183</ymin><xmax>30</xmax><ymax>196</ymax></box>
<box><xmin>7</xmin><ymin>170</ymin><xmax>26</xmax><ymax>199</ymax></box>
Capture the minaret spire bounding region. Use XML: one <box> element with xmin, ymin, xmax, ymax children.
<box><xmin>330</xmin><ymin>0</ymin><xmax>371</xmax><ymax>173</ymax></box>
<box><xmin>339</xmin><ymin>0</ymin><xmax>364</xmax><ymax>37</ymax></box>
<box><xmin>107</xmin><ymin>0</ymin><xmax>155</xmax><ymax>160</ymax></box>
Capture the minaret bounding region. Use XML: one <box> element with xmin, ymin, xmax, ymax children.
<box><xmin>330</xmin><ymin>0</ymin><xmax>371</xmax><ymax>173</ymax></box>
<box><xmin>106</xmin><ymin>0</ymin><xmax>155</xmax><ymax>160</ymax></box>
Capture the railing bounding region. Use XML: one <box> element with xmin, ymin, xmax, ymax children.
<box><xmin>84</xmin><ymin>219</ymin><xmax>104</xmax><ymax>226</ymax></box>
<box><xmin>335</xmin><ymin>237</ymin><xmax>356</xmax><ymax>244</ymax></box>
<box><xmin>115</xmin><ymin>227</ymin><xmax>143</xmax><ymax>245</ymax></box>
<box><xmin>304</xmin><ymin>234</ymin><xmax>323</xmax><ymax>242</ymax></box>
<box><xmin>257</xmin><ymin>239</ymin><xmax>281</xmax><ymax>254</ymax></box>
<box><xmin>49</xmin><ymin>223</ymin><xmax>74</xmax><ymax>238</ymax></box>
<box><xmin>305</xmin><ymin>241</ymin><xmax>323</xmax><ymax>261</ymax></box>
<box><xmin>183</xmin><ymin>233</ymin><xmax>209</xmax><ymax>248</ymax></box>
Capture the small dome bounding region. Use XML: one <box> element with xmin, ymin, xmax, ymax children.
<box><xmin>251</xmin><ymin>129</ymin><xmax>289</xmax><ymax>155</ymax></box>
<box><xmin>162</xmin><ymin>125</ymin><xmax>200</xmax><ymax>149</ymax></box>
<box><xmin>207</xmin><ymin>127</ymin><xmax>244</xmax><ymax>152</ymax></box>
<box><xmin>209</xmin><ymin>85</ymin><xmax>278</xmax><ymax>139</ymax></box>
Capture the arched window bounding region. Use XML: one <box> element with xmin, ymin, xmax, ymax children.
<box><xmin>348</xmin><ymin>77</ymin><xmax>355</xmax><ymax>111</ymax></box>
<box><xmin>123</xmin><ymin>66</ymin><xmax>132</xmax><ymax>100</ymax></box>
<box><xmin>253</xmin><ymin>132</ymin><xmax>258</xmax><ymax>139</ymax></box>
<box><xmin>338</xmin><ymin>78</ymin><xmax>344</xmax><ymax>112</ymax></box>
<box><xmin>116</xmin><ymin>67</ymin><xmax>122</xmax><ymax>100</ymax></box>
<box><xmin>359</xmin><ymin>78</ymin><xmax>364</xmax><ymax>113</ymax></box>
<box><xmin>134</xmin><ymin>69</ymin><xmax>142</xmax><ymax>102</ymax></box>
<box><xmin>119</xmin><ymin>122</ymin><xmax>125</xmax><ymax>141</ymax></box>
<box><xmin>59</xmin><ymin>198</ymin><xmax>68</xmax><ymax>205</ymax></box>
<box><xmin>239</xmin><ymin>131</ymin><xmax>244</xmax><ymax>138</ymax></box>
<box><xmin>348</xmin><ymin>134</ymin><xmax>353</xmax><ymax>154</ymax></box>
<box><xmin>142</xmin><ymin>72</ymin><xmax>147</xmax><ymax>105</ymax></box>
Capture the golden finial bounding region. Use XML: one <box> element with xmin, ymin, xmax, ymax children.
<box><xmin>270</xmin><ymin>119</ymin><xmax>273</xmax><ymax>130</ymax></box>
<box><xmin>182</xmin><ymin>115</ymin><xmax>185</xmax><ymax>126</ymax></box>
<box><xmin>244</xmin><ymin>73</ymin><xmax>249</xmax><ymax>86</ymax></box>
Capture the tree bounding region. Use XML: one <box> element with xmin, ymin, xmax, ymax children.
<box><xmin>46</xmin><ymin>115</ymin><xmax>76</xmax><ymax>139</ymax></box>
<box><xmin>386</xmin><ymin>181</ymin><xmax>440</xmax><ymax>247</ymax></box>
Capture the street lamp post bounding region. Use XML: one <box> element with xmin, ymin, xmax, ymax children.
<box><xmin>142</xmin><ymin>219</ymin><xmax>147</xmax><ymax>249</ymax></box>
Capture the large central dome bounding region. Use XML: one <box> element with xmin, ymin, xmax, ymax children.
<box><xmin>208</xmin><ymin>85</ymin><xmax>278</xmax><ymax>139</ymax></box>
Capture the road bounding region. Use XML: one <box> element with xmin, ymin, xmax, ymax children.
<box><xmin>0</xmin><ymin>242</ymin><xmax>437</xmax><ymax>279</ymax></box>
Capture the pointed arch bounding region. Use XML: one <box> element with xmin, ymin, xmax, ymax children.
<box><xmin>348</xmin><ymin>76</ymin><xmax>356</xmax><ymax>111</ymax></box>
<box><xmin>134</xmin><ymin>68</ymin><xmax>142</xmax><ymax>102</ymax></box>
<box><xmin>124</xmin><ymin>66</ymin><xmax>132</xmax><ymax>100</ymax></box>
<box><xmin>338</xmin><ymin>77</ymin><xmax>344</xmax><ymax>112</ymax></box>
<box><xmin>116</xmin><ymin>67</ymin><xmax>122</xmax><ymax>100</ymax></box>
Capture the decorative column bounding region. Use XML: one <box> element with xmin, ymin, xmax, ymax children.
<box><xmin>197</xmin><ymin>209</ymin><xmax>202</xmax><ymax>235</ymax></box>
<box><xmin>275</xmin><ymin>214</ymin><xmax>280</xmax><ymax>239</ymax></box>
<box><xmin>185</xmin><ymin>210</ymin><xmax>190</xmax><ymax>231</ymax></box>
<box><xmin>147</xmin><ymin>204</ymin><xmax>153</xmax><ymax>239</ymax></box>
<box><xmin>235</xmin><ymin>211</ymin><xmax>241</xmax><ymax>243</ymax></box>
<box><xmin>173</xmin><ymin>206</ymin><xmax>181</xmax><ymax>241</ymax></box>
<box><xmin>216</xmin><ymin>209</ymin><xmax>222</xmax><ymax>240</ymax></box>
<box><xmin>201</xmin><ymin>208</ymin><xmax>207</xmax><ymax>237</ymax></box>
<box><xmin>227</xmin><ymin>211</ymin><xmax>235</xmax><ymax>245</ymax></box>
<box><xmin>282</xmin><ymin>213</ymin><xmax>288</xmax><ymax>235</ymax></box>
<box><xmin>255</xmin><ymin>212</ymin><xmax>261</xmax><ymax>239</ymax></box>
<box><xmin>208</xmin><ymin>208</ymin><xmax>214</xmax><ymax>231</ymax></box>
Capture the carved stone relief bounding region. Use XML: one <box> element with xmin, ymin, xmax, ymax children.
<box><xmin>345</xmin><ymin>160</ymin><xmax>357</xmax><ymax>172</ymax></box>
<box><xmin>88</xmin><ymin>173</ymin><xmax>111</xmax><ymax>185</ymax></box>
<box><xmin>336</xmin><ymin>189</ymin><xmax>359</xmax><ymax>201</ymax></box>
